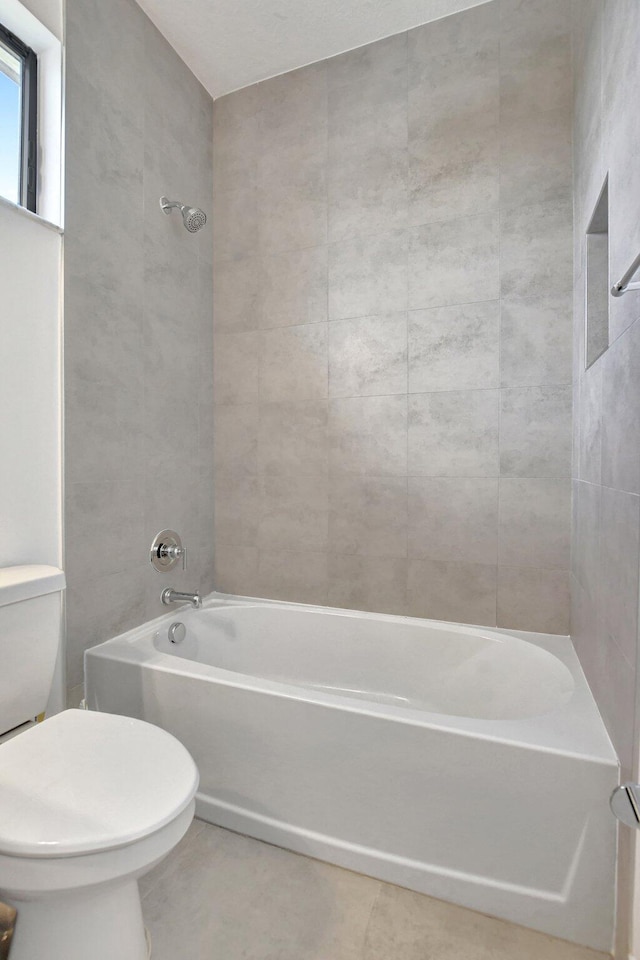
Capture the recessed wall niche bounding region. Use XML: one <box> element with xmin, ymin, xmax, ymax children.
<box><xmin>585</xmin><ymin>177</ymin><xmax>609</xmax><ymax>368</ymax></box>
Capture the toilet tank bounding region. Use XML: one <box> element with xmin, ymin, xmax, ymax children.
<box><xmin>0</xmin><ymin>566</ymin><xmax>65</xmax><ymax>736</ymax></box>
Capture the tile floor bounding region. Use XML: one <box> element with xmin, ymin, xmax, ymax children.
<box><xmin>140</xmin><ymin>819</ymin><xmax>610</xmax><ymax>960</ymax></box>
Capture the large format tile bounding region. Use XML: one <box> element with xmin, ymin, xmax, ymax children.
<box><xmin>408</xmin><ymin>214</ymin><xmax>499</xmax><ymax>310</ymax></box>
<box><xmin>65</xmin><ymin>376</ymin><xmax>145</xmax><ymax>485</ymax></box>
<box><xmin>500</xmin><ymin>32</ymin><xmax>573</xmax><ymax>119</ymax></box>
<box><xmin>408</xmin><ymin>478</ymin><xmax>498</xmax><ymax>563</ymax></box>
<box><xmin>499</xmin><ymin>478</ymin><xmax>571</xmax><ymax>569</ymax></box>
<box><xmin>599</xmin><ymin>486</ymin><xmax>640</xmax><ymax>666</ymax></box>
<box><xmin>257</xmin><ymin>147</ymin><xmax>327</xmax><ymax>255</ymax></box>
<box><xmin>330</xmin><ymin>396</ymin><xmax>408</xmax><ymax>476</ymax></box>
<box><xmin>363</xmin><ymin>881</ymin><xmax>606</xmax><ymax>960</ymax></box>
<box><xmin>408</xmin><ymin>391</ymin><xmax>500</xmax><ymax>477</ymax></box>
<box><xmin>257</xmin><ymin>61</ymin><xmax>328</xmax><ymax>155</ymax></box>
<box><xmin>500</xmin><ymin>107</ymin><xmax>573</xmax><ymax>209</ymax></box>
<box><xmin>327</xmin><ymin>555</ymin><xmax>408</xmax><ymax>615</ymax></box>
<box><xmin>497</xmin><ymin>566</ymin><xmax>570</xmax><ymax>634</ymax></box>
<box><xmin>601</xmin><ymin>318</ymin><xmax>640</xmax><ymax>495</ymax></box>
<box><xmin>214</xmin><ymin>474</ymin><xmax>260</xmax><ymax>546</ymax></box>
<box><xmin>260</xmin><ymin>324</ymin><xmax>328</xmax><ymax>403</ymax></box>
<box><xmin>329</xmin><ymin>475</ymin><xmax>408</xmax><ymax>559</ymax></box>
<box><xmin>257</xmin><ymin>550</ymin><xmax>329</xmax><ymax>605</ymax></box>
<box><xmin>500</xmin><ymin>199</ymin><xmax>572</xmax><ymax>303</ymax></box>
<box><xmin>329</xmin><ymin>32</ymin><xmax>407</xmax><ymax>96</ymax></box>
<box><xmin>500</xmin><ymin>385</ymin><xmax>572</xmax><ymax>478</ymax></box>
<box><xmin>407</xmin><ymin>558</ymin><xmax>497</xmax><ymax>626</ymax></box>
<box><xmin>213</xmin><ymin>331</ymin><xmax>261</xmax><ymax>405</ymax></box>
<box><xmin>408</xmin><ymin>6</ymin><xmax>499</xmax><ymax>228</ymax></box>
<box><xmin>572</xmin><ymin>479</ymin><xmax>602</xmax><ymax>610</ymax></box>
<box><xmin>258</xmin><ymin>401</ymin><xmax>329</xmax><ymax>477</ymax></box>
<box><xmin>258</xmin><ymin>475</ymin><xmax>329</xmax><ymax>552</ymax></box>
<box><xmin>213</xmin><ymin>257</ymin><xmax>261</xmax><ymax>334</ymax></box>
<box><xmin>213</xmin><ymin>185</ymin><xmax>259</xmax><ymax>262</ymax></box>
<box><xmin>408</xmin><ymin>2</ymin><xmax>499</xmax><ymax>79</ymax></box>
<box><xmin>261</xmin><ymin>246</ymin><xmax>328</xmax><ymax>328</ymax></box>
<box><xmin>65</xmin><ymin>481</ymin><xmax>145</xmax><ymax>585</ymax></box>
<box><xmin>143</xmin><ymin>822</ymin><xmax>380</xmax><ymax>960</ymax></box>
<box><xmin>328</xmin><ymin>231</ymin><xmax>408</xmax><ymax>320</ymax></box>
<box><xmin>500</xmin><ymin>296</ymin><xmax>572</xmax><ymax>387</ymax></box>
<box><xmin>213</xmin><ymin>543</ymin><xmax>259</xmax><ymax>596</ymax></box>
<box><xmin>328</xmin><ymin>123</ymin><xmax>407</xmax><ymax>243</ymax></box>
<box><xmin>408</xmin><ymin>301</ymin><xmax>500</xmax><ymax>393</ymax></box>
<box><xmin>213</xmin><ymin>86</ymin><xmax>260</xmax><ymax>192</ymax></box>
<box><xmin>329</xmin><ymin>314</ymin><xmax>407</xmax><ymax>398</ymax></box>
<box><xmin>214</xmin><ymin>404</ymin><xmax>259</xmax><ymax>476</ymax></box>
<box><xmin>578</xmin><ymin>362</ymin><xmax>603</xmax><ymax>485</ymax></box>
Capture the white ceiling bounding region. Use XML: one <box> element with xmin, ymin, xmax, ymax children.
<box><xmin>135</xmin><ymin>0</ymin><xmax>487</xmax><ymax>99</ymax></box>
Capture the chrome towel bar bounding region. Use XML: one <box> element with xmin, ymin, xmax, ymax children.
<box><xmin>611</xmin><ymin>249</ymin><xmax>640</xmax><ymax>296</ymax></box>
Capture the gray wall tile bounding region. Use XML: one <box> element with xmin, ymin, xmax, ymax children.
<box><xmin>258</xmin><ymin>401</ymin><xmax>329</xmax><ymax>477</ymax></box>
<box><xmin>408</xmin><ymin>391</ymin><xmax>500</xmax><ymax>477</ymax></box>
<box><xmin>261</xmin><ymin>246</ymin><xmax>328</xmax><ymax>328</ymax></box>
<box><xmin>214</xmin><ymin>405</ymin><xmax>259</xmax><ymax>476</ymax></box>
<box><xmin>500</xmin><ymin>107</ymin><xmax>573</xmax><ymax>209</ymax></box>
<box><xmin>258</xmin><ymin>475</ymin><xmax>329</xmax><ymax>552</ymax></box>
<box><xmin>408</xmin><ymin>478</ymin><xmax>498</xmax><ymax>563</ymax></box>
<box><xmin>260</xmin><ymin>324</ymin><xmax>329</xmax><ymax>403</ymax></box>
<box><xmin>328</xmin><ymin>556</ymin><xmax>408</xmax><ymax>616</ymax></box>
<box><xmin>497</xmin><ymin>566</ymin><xmax>570</xmax><ymax>634</ymax></box>
<box><xmin>257</xmin><ymin>550</ymin><xmax>329</xmax><ymax>606</ymax></box>
<box><xmin>329</xmin><ymin>396</ymin><xmax>408</xmax><ymax>476</ymax></box>
<box><xmin>408</xmin><ymin>214</ymin><xmax>500</xmax><ymax>310</ymax></box>
<box><xmin>329</xmin><ymin>475</ymin><xmax>407</xmax><ymax>559</ymax></box>
<box><xmin>213</xmin><ymin>258</ymin><xmax>261</xmax><ymax>334</ymax></box>
<box><xmin>500</xmin><ymin>385</ymin><xmax>572</xmax><ymax>477</ymax></box>
<box><xmin>329</xmin><ymin>314</ymin><xmax>407</xmax><ymax>398</ymax></box>
<box><xmin>500</xmin><ymin>200</ymin><xmax>573</xmax><ymax>303</ymax></box>
<box><xmin>408</xmin><ymin>302</ymin><xmax>500</xmax><ymax>393</ymax></box>
<box><xmin>499</xmin><ymin>478</ymin><xmax>571</xmax><ymax>569</ymax></box>
<box><xmin>578</xmin><ymin>362</ymin><xmax>602</xmax><ymax>484</ymax></box>
<box><xmin>212</xmin><ymin>1</ymin><xmax>572</xmax><ymax>633</ymax></box>
<box><xmin>601</xmin><ymin>320</ymin><xmax>640</xmax><ymax>495</ymax></box>
<box><xmin>500</xmin><ymin>297</ymin><xmax>572</xmax><ymax>387</ymax></box>
<box><xmin>407</xmin><ymin>559</ymin><xmax>497</xmax><ymax>626</ymax></box>
<box><xmin>213</xmin><ymin>331</ymin><xmax>261</xmax><ymax>405</ymax></box>
<box><xmin>600</xmin><ymin>487</ymin><xmax>640</xmax><ymax>666</ymax></box>
<box><xmin>328</xmin><ymin>231</ymin><xmax>408</xmax><ymax>320</ymax></box>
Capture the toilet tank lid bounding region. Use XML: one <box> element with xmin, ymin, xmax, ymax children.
<box><xmin>0</xmin><ymin>565</ymin><xmax>65</xmax><ymax>608</ymax></box>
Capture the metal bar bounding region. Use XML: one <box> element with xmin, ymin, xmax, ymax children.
<box><xmin>611</xmin><ymin>248</ymin><xmax>640</xmax><ymax>297</ymax></box>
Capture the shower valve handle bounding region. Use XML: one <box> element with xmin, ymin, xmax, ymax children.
<box><xmin>150</xmin><ymin>530</ymin><xmax>187</xmax><ymax>572</ymax></box>
<box><xmin>160</xmin><ymin>543</ymin><xmax>187</xmax><ymax>569</ymax></box>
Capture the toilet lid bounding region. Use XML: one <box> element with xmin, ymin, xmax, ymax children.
<box><xmin>0</xmin><ymin>710</ymin><xmax>199</xmax><ymax>858</ymax></box>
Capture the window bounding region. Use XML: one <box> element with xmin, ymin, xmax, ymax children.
<box><xmin>0</xmin><ymin>21</ymin><xmax>37</xmax><ymax>212</ymax></box>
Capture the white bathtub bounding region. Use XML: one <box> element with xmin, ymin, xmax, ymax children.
<box><xmin>85</xmin><ymin>594</ymin><xmax>618</xmax><ymax>951</ymax></box>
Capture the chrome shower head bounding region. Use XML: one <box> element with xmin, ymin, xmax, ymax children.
<box><xmin>159</xmin><ymin>196</ymin><xmax>207</xmax><ymax>233</ymax></box>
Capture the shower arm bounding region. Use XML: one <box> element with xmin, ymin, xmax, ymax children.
<box><xmin>160</xmin><ymin>197</ymin><xmax>184</xmax><ymax>214</ymax></box>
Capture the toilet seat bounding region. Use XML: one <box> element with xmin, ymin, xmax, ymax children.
<box><xmin>0</xmin><ymin>709</ymin><xmax>199</xmax><ymax>858</ymax></box>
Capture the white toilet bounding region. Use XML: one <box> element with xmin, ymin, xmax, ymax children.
<box><xmin>0</xmin><ymin>566</ymin><xmax>199</xmax><ymax>960</ymax></box>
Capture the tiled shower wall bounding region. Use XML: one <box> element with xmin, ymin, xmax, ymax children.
<box><xmin>213</xmin><ymin>0</ymin><xmax>574</xmax><ymax>632</ymax></box>
<box><xmin>571</xmin><ymin>0</ymin><xmax>640</xmax><ymax>779</ymax></box>
<box><xmin>64</xmin><ymin>0</ymin><xmax>215</xmax><ymax>688</ymax></box>
<box><xmin>571</xmin><ymin>2</ymin><xmax>640</xmax><ymax>953</ymax></box>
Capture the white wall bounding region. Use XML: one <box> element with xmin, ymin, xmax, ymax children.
<box><xmin>0</xmin><ymin>200</ymin><xmax>62</xmax><ymax>570</ymax></box>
